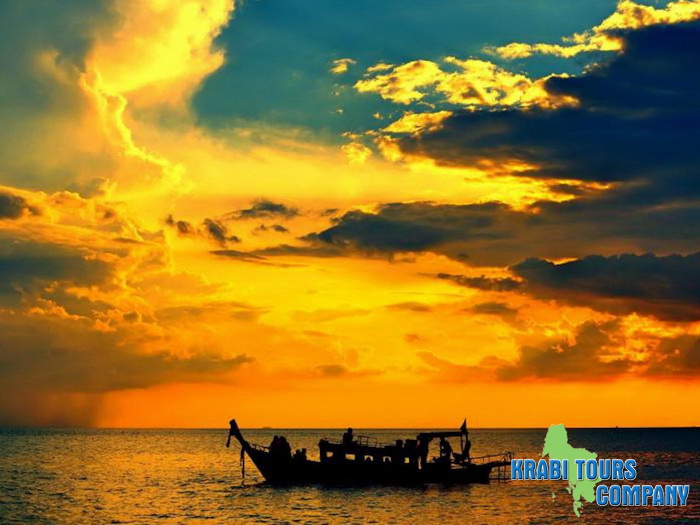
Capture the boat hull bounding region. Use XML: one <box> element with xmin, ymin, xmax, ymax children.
<box><xmin>244</xmin><ymin>446</ymin><xmax>494</xmax><ymax>486</ymax></box>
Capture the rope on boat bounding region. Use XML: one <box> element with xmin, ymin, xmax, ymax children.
<box><xmin>240</xmin><ymin>446</ymin><xmax>246</xmax><ymax>484</ymax></box>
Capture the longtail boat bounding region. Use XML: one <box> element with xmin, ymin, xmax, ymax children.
<box><xmin>226</xmin><ymin>419</ymin><xmax>513</xmax><ymax>485</ymax></box>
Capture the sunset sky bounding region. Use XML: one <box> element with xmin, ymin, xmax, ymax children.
<box><xmin>1</xmin><ymin>0</ymin><xmax>699</xmax><ymax>428</ymax></box>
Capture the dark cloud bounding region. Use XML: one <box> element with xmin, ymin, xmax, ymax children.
<box><xmin>211</xmin><ymin>249</ymin><xmax>267</xmax><ymax>262</ymax></box>
<box><xmin>252</xmin><ymin>244</ymin><xmax>346</xmax><ymax>259</ymax></box>
<box><xmin>0</xmin><ymin>191</ymin><xmax>39</xmax><ymax>219</ymax></box>
<box><xmin>280</xmin><ymin>23</ymin><xmax>700</xmax><ymax>269</ymax></box>
<box><xmin>299</xmin><ymin>196</ymin><xmax>700</xmax><ymax>267</ymax></box>
<box><xmin>211</xmin><ymin>249</ymin><xmax>304</xmax><ymax>268</ymax></box>
<box><xmin>241</xmin><ymin>36</ymin><xmax>700</xmax><ymax>265</ymax></box>
<box><xmin>420</xmin><ymin>318</ymin><xmax>700</xmax><ymax>382</ymax></box>
<box><xmin>497</xmin><ymin>320</ymin><xmax>630</xmax><ymax>381</ymax></box>
<box><xmin>397</xmin><ymin>22</ymin><xmax>700</xmax><ymax>203</ymax></box>
<box><xmin>436</xmin><ymin>272</ymin><xmax>521</xmax><ymax>292</ymax></box>
<box><xmin>472</xmin><ymin>301</ymin><xmax>519</xmax><ymax>319</ymax></box>
<box><xmin>386</xmin><ymin>301</ymin><xmax>432</xmax><ymax>312</ymax></box>
<box><xmin>0</xmin><ymin>312</ymin><xmax>254</xmax><ymax>393</ymax></box>
<box><xmin>512</xmin><ymin>253</ymin><xmax>700</xmax><ymax>322</ymax></box>
<box><xmin>645</xmin><ymin>335</ymin><xmax>700</xmax><ymax>377</ymax></box>
<box><xmin>417</xmin><ymin>351</ymin><xmax>507</xmax><ymax>383</ymax></box>
<box><xmin>166</xmin><ymin>215</ymin><xmax>239</xmax><ymax>246</ymax></box>
<box><xmin>203</xmin><ymin>218</ymin><xmax>240</xmax><ymax>245</ymax></box>
<box><xmin>165</xmin><ymin>214</ymin><xmax>195</xmax><ymax>235</ymax></box>
<box><xmin>231</xmin><ymin>199</ymin><xmax>299</xmax><ymax>219</ymax></box>
<box><xmin>254</xmin><ymin>223</ymin><xmax>290</xmax><ymax>234</ymax></box>
<box><xmin>316</xmin><ymin>364</ymin><xmax>348</xmax><ymax>377</ymax></box>
<box><xmin>418</xmin><ymin>321</ymin><xmax>633</xmax><ymax>383</ymax></box>
<box><xmin>313</xmin><ymin>363</ymin><xmax>382</xmax><ymax>379</ymax></box>
<box><xmin>304</xmin><ymin>202</ymin><xmax>506</xmax><ymax>255</ymax></box>
<box><xmin>0</xmin><ymin>223</ymin><xmax>256</xmax><ymax>425</ymax></box>
<box><xmin>0</xmin><ymin>239</ymin><xmax>114</xmax><ymax>304</ymax></box>
<box><xmin>155</xmin><ymin>301</ymin><xmax>265</xmax><ymax>323</ymax></box>
<box><xmin>434</xmin><ymin>253</ymin><xmax>700</xmax><ymax>322</ymax></box>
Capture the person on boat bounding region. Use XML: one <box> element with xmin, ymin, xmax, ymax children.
<box><xmin>440</xmin><ymin>437</ymin><xmax>453</xmax><ymax>461</ymax></box>
<box><xmin>463</xmin><ymin>438</ymin><xmax>472</xmax><ymax>463</ymax></box>
<box><xmin>293</xmin><ymin>448</ymin><xmax>307</xmax><ymax>462</ymax></box>
<box><xmin>342</xmin><ymin>427</ymin><xmax>354</xmax><ymax>447</ymax></box>
<box><xmin>278</xmin><ymin>436</ymin><xmax>292</xmax><ymax>459</ymax></box>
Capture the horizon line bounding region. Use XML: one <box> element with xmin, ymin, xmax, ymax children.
<box><xmin>1</xmin><ymin>425</ymin><xmax>698</xmax><ymax>431</ymax></box>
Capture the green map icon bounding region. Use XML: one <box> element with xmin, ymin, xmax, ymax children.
<box><xmin>542</xmin><ymin>424</ymin><xmax>600</xmax><ymax>517</ymax></box>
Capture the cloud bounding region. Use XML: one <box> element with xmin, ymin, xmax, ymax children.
<box><xmin>210</xmin><ymin>249</ymin><xmax>303</xmax><ymax>267</ymax></box>
<box><xmin>386</xmin><ymin>301</ymin><xmax>433</xmax><ymax>312</ymax></box>
<box><xmin>304</xmin><ymin>202</ymin><xmax>506</xmax><ymax>255</ymax></box>
<box><xmin>313</xmin><ymin>363</ymin><xmax>382</xmax><ymax>379</ymax></box>
<box><xmin>435</xmin><ymin>273</ymin><xmax>521</xmax><ymax>292</ymax></box>
<box><xmin>0</xmin><ymin>309</ymin><xmax>254</xmax><ymax>393</ymax></box>
<box><xmin>251</xmin><ymin>244</ymin><xmax>346</xmax><ymax>259</ymax></box>
<box><xmin>0</xmin><ymin>190</ymin><xmax>40</xmax><ymax>219</ymax></box>
<box><xmin>0</xmin><ymin>181</ymin><xmax>263</xmax><ymax>424</ymax></box>
<box><xmin>512</xmin><ymin>253</ymin><xmax>700</xmax><ymax>322</ymax></box>
<box><xmin>420</xmin><ymin>317</ymin><xmax>700</xmax><ymax>383</ymax></box>
<box><xmin>418</xmin><ymin>351</ymin><xmax>507</xmax><ymax>383</ymax></box>
<box><xmin>165</xmin><ymin>215</ymin><xmax>240</xmax><ymax>246</ymax></box>
<box><xmin>89</xmin><ymin>0</ymin><xmax>234</xmax><ymax>108</ymax></box>
<box><xmin>274</xmin><ymin>22</ymin><xmax>700</xmax><ymax>270</ymax></box>
<box><xmin>355</xmin><ymin>57</ymin><xmax>574</xmax><ymax>109</ymax></box>
<box><xmin>490</xmin><ymin>0</ymin><xmax>700</xmax><ymax>59</ymax></box>
<box><xmin>382</xmin><ymin>111</ymin><xmax>453</xmax><ymax>134</ymax></box>
<box><xmin>434</xmin><ymin>252</ymin><xmax>700</xmax><ymax>322</ymax></box>
<box><xmin>316</xmin><ymin>364</ymin><xmax>348</xmax><ymax>377</ymax></box>
<box><xmin>292</xmin><ymin>188</ymin><xmax>700</xmax><ymax>269</ymax></box>
<box><xmin>472</xmin><ymin>301</ymin><xmax>519</xmax><ymax>319</ymax></box>
<box><xmin>645</xmin><ymin>335</ymin><xmax>700</xmax><ymax>377</ymax></box>
<box><xmin>396</xmin><ymin>22</ymin><xmax>700</xmax><ymax>200</ymax></box>
<box><xmin>0</xmin><ymin>240</ymin><xmax>114</xmax><ymax>305</ymax></box>
<box><xmin>254</xmin><ymin>223</ymin><xmax>290</xmax><ymax>234</ymax></box>
<box><xmin>330</xmin><ymin>58</ymin><xmax>356</xmax><ymax>75</ymax></box>
<box><xmin>229</xmin><ymin>199</ymin><xmax>299</xmax><ymax>220</ymax></box>
<box><xmin>497</xmin><ymin>320</ymin><xmax>631</xmax><ymax>381</ymax></box>
<box><xmin>341</xmin><ymin>140</ymin><xmax>373</xmax><ymax>164</ymax></box>
<box><xmin>203</xmin><ymin>218</ymin><xmax>241</xmax><ymax>245</ymax></box>
<box><xmin>166</xmin><ymin>214</ymin><xmax>195</xmax><ymax>235</ymax></box>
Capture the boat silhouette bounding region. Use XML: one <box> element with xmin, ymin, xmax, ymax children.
<box><xmin>226</xmin><ymin>419</ymin><xmax>513</xmax><ymax>485</ymax></box>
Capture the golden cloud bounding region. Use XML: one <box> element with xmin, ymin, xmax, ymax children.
<box><xmin>491</xmin><ymin>0</ymin><xmax>700</xmax><ymax>59</ymax></box>
<box><xmin>330</xmin><ymin>58</ymin><xmax>356</xmax><ymax>75</ymax></box>
<box><xmin>89</xmin><ymin>0</ymin><xmax>235</xmax><ymax>108</ymax></box>
<box><xmin>355</xmin><ymin>57</ymin><xmax>576</xmax><ymax>109</ymax></box>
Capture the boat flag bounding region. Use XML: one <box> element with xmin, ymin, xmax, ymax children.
<box><xmin>460</xmin><ymin>419</ymin><xmax>467</xmax><ymax>433</ymax></box>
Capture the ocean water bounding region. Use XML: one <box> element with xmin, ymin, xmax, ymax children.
<box><xmin>0</xmin><ymin>427</ymin><xmax>697</xmax><ymax>524</ymax></box>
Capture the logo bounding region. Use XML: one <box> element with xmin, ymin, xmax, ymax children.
<box><xmin>511</xmin><ymin>424</ymin><xmax>690</xmax><ymax>517</ymax></box>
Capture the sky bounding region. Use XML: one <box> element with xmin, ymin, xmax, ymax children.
<box><xmin>1</xmin><ymin>0</ymin><xmax>699</xmax><ymax>428</ymax></box>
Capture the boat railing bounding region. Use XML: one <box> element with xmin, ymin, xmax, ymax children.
<box><xmin>249</xmin><ymin>442</ymin><xmax>270</xmax><ymax>452</ymax></box>
<box><xmin>470</xmin><ymin>451</ymin><xmax>514</xmax><ymax>465</ymax></box>
<box><xmin>355</xmin><ymin>435</ymin><xmax>381</xmax><ymax>448</ymax></box>
<box><xmin>321</xmin><ymin>435</ymin><xmax>383</xmax><ymax>448</ymax></box>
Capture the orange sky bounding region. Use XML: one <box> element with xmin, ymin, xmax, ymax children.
<box><xmin>1</xmin><ymin>0</ymin><xmax>699</xmax><ymax>428</ymax></box>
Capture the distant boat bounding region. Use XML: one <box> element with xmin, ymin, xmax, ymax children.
<box><xmin>226</xmin><ymin>419</ymin><xmax>513</xmax><ymax>485</ymax></box>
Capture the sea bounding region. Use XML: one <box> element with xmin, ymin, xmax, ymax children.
<box><xmin>0</xmin><ymin>428</ymin><xmax>697</xmax><ymax>524</ymax></box>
